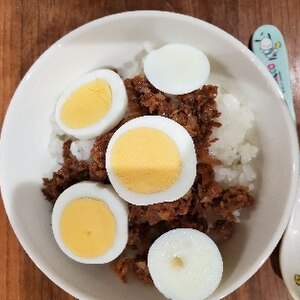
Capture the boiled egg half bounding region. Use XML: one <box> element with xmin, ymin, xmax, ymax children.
<box><xmin>148</xmin><ymin>228</ymin><xmax>223</xmax><ymax>300</ymax></box>
<box><xmin>106</xmin><ymin>116</ymin><xmax>197</xmax><ymax>205</ymax></box>
<box><xmin>52</xmin><ymin>181</ymin><xmax>128</xmax><ymax>264</ymax></box>
<box><xmin>55</xmin><ymin>69</ymin><xmax>127</xmax><ymax>139</ymax></box>
<box><xmin>144</xmin><ymin>43</ymin><xmax>210</xmax><ymax>95</ymax></box>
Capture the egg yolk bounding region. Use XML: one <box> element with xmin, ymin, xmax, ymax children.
<box><xmin>60</xmin><ymin>198</ymin><xmax>116</xmax><ymax>258</ymax></box>
<box><xmin>60</xmin><ymin>79</ymin><xmax>112</xmax><ymax>129</ymax></box>
<box><xmin>111</xmin><ymin>128</ymin><xmax>182</xmax><ymax>194</ymax></box>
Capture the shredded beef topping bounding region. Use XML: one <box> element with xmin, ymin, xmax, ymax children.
<box><xmin>129</xmin><ymin>190</ymin><xmax>192</xmax><ymax>226</ymax></box>
<box><xmin>111</xmin><ymin>254</ymin><xmax>132</xmax><ymax>283</ymax></box>
<box><xmin>42</xmin><ymin>140</ymin><xmax>90</xmax><ymax>203</ymax></box>
<box><xmin>89</xmin><ymin>133</ymin><xmax>112</xmax><ymax>181</ymax></box>
<box><xmin>209</xmin><ymin>220</ymin><xmax>235</xmax><ymax>242</ymax></box>
<box><xmin>132</xmin><ymin>258</ymin><xmax>153</xmax><ymax>284</ymax></box>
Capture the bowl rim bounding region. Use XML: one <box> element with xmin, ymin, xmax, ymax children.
<box><xmin>0</xmin><ymin>10</ymin><xmax>299</xmax><ymax>300</ymax></box>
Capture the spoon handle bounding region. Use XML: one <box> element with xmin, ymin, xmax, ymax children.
<box><xmin>251</xmin><ymin>24</ymin><xmax>295</xmax><ymax>120</ymax></box>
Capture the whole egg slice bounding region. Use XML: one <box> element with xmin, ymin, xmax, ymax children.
<box><xmin>148</xmin><ymin>229</ymin><xmax>223</xmax><ymax>300</ymax></box>
<box><xmin>55</xmin><ymin>69</ymin><xmax>127</xmax><ymax>139</ymax></box>
<box><xmin>143</xmin><ymin>43</ymin><xmax>210</xmax><ymax>95</ymax></box>
<box><xmin>105</xmin><ymin>116</ymin><xmax>197</xmax><ymax>205</ymax></box>
<box><xmin>52</xmin><ymin>181</ymin><xmax>128</xmax><ymax>264</ymax></box>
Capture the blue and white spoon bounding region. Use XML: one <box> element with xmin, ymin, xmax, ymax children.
<box><xmin>252</xmin><ymin>24</ymin><xmax>295</xmax><ymax>119</ymax></box>
<box><xmin>252</xmin><ymin>25</ymin><xmax>300</xmax><ymax>300</ymax></box>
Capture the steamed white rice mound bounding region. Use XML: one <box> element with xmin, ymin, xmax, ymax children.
<box><xmin>48</xmin><ymin>115</ymin><xmax>95</xmax><ymax>164</ymax></box>
<box><xmin>209</xmin><ymin>91</ymin><xmax>258</xmax><ymax>191</ymax></box>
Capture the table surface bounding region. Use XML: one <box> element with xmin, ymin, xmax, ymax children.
<box><xmin>0</xmin><ymin>0</ymin><xmax>299</xmax><ymax>299</ymax></box>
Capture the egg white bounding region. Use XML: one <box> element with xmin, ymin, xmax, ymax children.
<box><xmin>148</xmin><ymin>229</ymin><xmax>223</xmax><ymax>300</ymax></box>
<box><xmin>143</xmin><ymin>43</ymin><xmax>210</xmax><ymax>95</ymax></box>
<box><xmin>52</xmin><ymin>181</ymin><xmax>128</xmax><ymax>264</ymax></box>
<box><xmin>55</xmin><ymin>69</ymin><xmax>127</xmax><ymax>139</ymax></box>
<box><xmin>105</xmin><ymin>116</ymin><xmax>197</xmax><ymax>205</ymax></box>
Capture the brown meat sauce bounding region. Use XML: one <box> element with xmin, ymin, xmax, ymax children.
<box><xmin>42</xmin><ymin>75</ymin><xmax>254</xmax><ymax>284</ymax></box>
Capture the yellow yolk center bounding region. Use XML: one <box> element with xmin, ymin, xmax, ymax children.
<box><xmin>60</xmin><ymin>79</ymin><xmax>112</xmax><ymax>128</ymax></box>
<box><xmin>60</xmin><ymin>198</ymin><xmax>116</xmax><ymax>258</ymax></box>
<box><xmin>172</xmin><ymin>256</ymin><xmax>184</xmax><ymax>268</ymax></box>
<box><xmin>111</xmin><ymin>128</ymin><xmax>182</xmax><ymax>194</ymax></box>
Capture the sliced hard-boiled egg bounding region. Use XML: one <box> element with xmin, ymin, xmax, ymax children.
<box><xmin>105</xmin><ymin>116</ymin><xmax>197</xmax><ymax>205</ymax></box>
<box><xmin>143</xmin><ymin>43</ymin><xmax>210</xmax><ymax>95</ymax></box>
<box><xmin>148</xmin><ymin>228</ymin><xmax>223</xmax><ymax>300</ymax></box>
<box><xmin>52</xmin><ymin>181</ymin><xmax>128</xmax><ymax>264</ymax></box>
<box><xmin>55</xmin><ymin>69</ymin><xmax>127</xmax><ymax>139</ymax></box>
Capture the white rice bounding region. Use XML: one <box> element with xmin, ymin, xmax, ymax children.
<box><xmin>48</xmin><ymin>112</ymin><xmax>95</xmax><ymax>163</ymax></box>
<box><xmin>209</xmin><ymin>90</ymin><xmax>258</xmax><ymax>191</ymax></box>
<box><xmin>70</xmin><ymin>139</ymin><xmax>95</xmax><ymax>161</ymax></box>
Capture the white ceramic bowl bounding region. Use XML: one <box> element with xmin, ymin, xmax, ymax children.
<box><xmin>0</xmin><ymin>11</ymin><xmax>299</xmax><ymax>300</ymax></box>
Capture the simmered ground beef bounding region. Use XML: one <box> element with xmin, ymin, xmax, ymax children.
<box><xmin>89</xmin><ymin>133</ymin><xmax>113</xmax><ymax>181</ymax></box>
<box><xmin>42</xmin><ymin>141</ymin><xmax>90</xmax><ymax>203</ymax></box>
<box><xmin>42</xmin><ymin>75</ymin><xmax>255</xmax><ymax>284</ymax></box>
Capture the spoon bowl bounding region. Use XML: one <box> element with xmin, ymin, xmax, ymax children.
<box><xmin>280</xmin><ymin>181</ymin><xmax>300</xmax><ymax>300</ymax></box>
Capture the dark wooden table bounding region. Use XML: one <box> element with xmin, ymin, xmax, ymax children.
<box><xmin>1</xmin><ymin>1</ymin><xmax>299</xmax><ymax>299</ymax></box>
